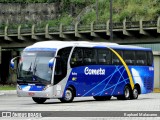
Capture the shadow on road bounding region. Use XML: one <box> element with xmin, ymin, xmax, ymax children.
<box><xmin>25</xmin><ymin>97</ymin><xmax>154</xmax><ymax>105</ymax></box>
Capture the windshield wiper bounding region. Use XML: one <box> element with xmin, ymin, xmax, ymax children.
<box><xmin>27</xmin><ymin>62</ymin><xmax>32</xmax><ymax>75</ymax></box>
<box><xmin>33</xmin><ymin>63</ymin><xmax>37</xmax><ymax>75</ymax></box>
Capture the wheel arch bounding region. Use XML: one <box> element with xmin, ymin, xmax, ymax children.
<box><xmin>125</xmin><ymin>83</ymin><xmax>132</xmax><ymax>90</ymax></box>
<box><xmin>67</xmin><ymin>85</ymin><xmax>76</xmax><ymax>97</ymax></box>
<box><xmin>134</xmin><ymin>83</ymin><xmax>141</xmax><ymax>94</ymax></box>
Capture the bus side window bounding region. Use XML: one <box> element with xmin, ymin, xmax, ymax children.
<box><xmin>97</xmin><ymin>49</ymin><xmax>111</xmax><ymax>65</ymax></box>
<box><xmin>135</xmin><ymin>51</ymin><xmax>147</xmax><ymax>66</ymax></box>
<box><xmin>147</xmin><ymin>51</ymin><xmax>153</xmax><ymax>66</ymax></box>
<box><xmin>83</xmin><ymin>48</ymin><xmax>97</xmax><ymax>65</ymax></box>
<box><xmin>112</xmin><ymin>50</ymin><xmax>123</xmax><ymax>65</ymax></box>
<box><xmin>123</xmin><ymin>51</ymin><xmax>135</xmax><ymax>65</ymax></box>
<box><xmin>70</xmin><ymin>47</ymin><xmax>83</xmax><ymax>68</ymax></box>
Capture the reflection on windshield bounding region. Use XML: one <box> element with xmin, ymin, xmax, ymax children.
<box><xmin>34</xmin><ymin>57</ymin><xmax>52</xmax><ymax>81</ymax></box>
<box><xmin>18</xmin><ymin>51</ymin><xmax>55</xmax><ymax>84</ymax></box>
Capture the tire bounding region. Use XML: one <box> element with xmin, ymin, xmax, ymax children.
<box><xmin>59</xmin><ymin>87</ymin><xmax>74</xmax><ymax>103</ymax></box>
<box><xmin>32</xmin><ymin>97</ymin><xmax>47</xmax><ymax>104</ymax></box>
<box><xmin>131</xmin><ymin>87</ymin><xmax>139</xmax><ymax>99</ymax></box>
<box><xmin>93</xmin><ymin>96</ymin><xmax>111</xmax><ymax>101</ymax></box>
<box><xmin>117</xmin><ymin>85</ymin><xmax>131</xmax><ymax>100</ymax></box>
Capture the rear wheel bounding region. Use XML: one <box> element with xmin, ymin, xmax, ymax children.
<box><xmin>32</xmin><ymin>97</ymin><xmax>47</xmax><ymax>104</ymax></box>
<box><xmin>117</xmin><ymin>85</ymin><xmax>131</xmax><ymax>100</ymax></box>
<box><xmin>131</xmin><ymin>87</ymin><xmax>139</xmax><ymax>99</ymax></box>
<box><xmin>59</xmin><ymin>87</ymin><xmax>74</xmax><ymax>103</ymax></box>
<box><xmin>93</xmin><ymin>96</ymin><xmax>111</xmax><ymax>101</ymax></box>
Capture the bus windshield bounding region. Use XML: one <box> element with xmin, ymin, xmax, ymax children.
<box><xmin>18</xmin><ymin>51</ymin><xmax>56</xmax><ymax>84</ymax></box>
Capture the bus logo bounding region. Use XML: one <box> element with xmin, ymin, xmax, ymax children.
<box><xmin>84</xmin><ymin>67</ymin><xmax>105</xmax><ymax>75</ymax></box>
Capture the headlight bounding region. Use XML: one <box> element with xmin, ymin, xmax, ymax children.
<box><xmin>43</xmin><ymin>84</ymin><xmax>52</xmax><ymax>91</ymax></box>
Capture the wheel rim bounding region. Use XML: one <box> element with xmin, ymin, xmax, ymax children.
<box><xmin>125</xmin><ymin>87</ymin><xmax>130</xmax><ymax>98</ymax></box>
<box><xmin>65</xmin><ymin>89</ymin><xmax>72</xmax><ymax>101</ymax></box>
<box><xmin>133</xmin><ymin>89</ymin><xmax>138</xmax><ymax>98</ymax></box>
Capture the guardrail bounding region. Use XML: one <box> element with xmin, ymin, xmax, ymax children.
<box><xmin>126</xmin><ymin>21</ymin><xmax>139</xmax><ymax>28</ymax></box>
<box><xmin>143</xmin><ymin>20</ymin><xmax>157</xmax><ymax>28</ymax></box>
<box><xmin>0</xmin><ymin>17</ymin><xmax>159</xmax><ymax>40</ymax></box>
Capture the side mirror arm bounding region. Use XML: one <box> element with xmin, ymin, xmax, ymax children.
<box><xmin>10</xmin><ymin>56</ymin><xmax>20</xmax><ymax>69</ymax></box>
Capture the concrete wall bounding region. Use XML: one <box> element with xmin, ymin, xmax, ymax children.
<box><xmin>0</xmin><ymin>3</ymin><xmax>58</xmax><ymax>24</ymax></box>
<box><xmin>153</xmin><ymin>52</ymin><xmax>160</xmax><ymax>89</ymax></box>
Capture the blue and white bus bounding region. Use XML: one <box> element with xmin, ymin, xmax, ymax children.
<box><xmin>10</xmin><ymin>41</ymin><xmax>154</xmax><ymax>104</ymax></box>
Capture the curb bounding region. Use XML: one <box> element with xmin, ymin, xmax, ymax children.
<box><xmin>0</xmin><ymin>90</ymin><xmax>16</xmax><ymax>95</ymax></box>
<box><xmin>154</xmin><ymin>88</ymin><xmax>160</xmax><ymax>93</ymax></box>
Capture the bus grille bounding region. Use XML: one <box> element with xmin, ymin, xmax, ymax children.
<box><xmin>144</xmin><ymin>77</ymin><xmax>153</xmax><ymax>91</ymax></box>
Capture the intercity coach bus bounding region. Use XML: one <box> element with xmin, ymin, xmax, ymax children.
<box><xmin>10</xmin><ymin>41</ymin><xmax>154</xmax><ymax>104</ymax></box>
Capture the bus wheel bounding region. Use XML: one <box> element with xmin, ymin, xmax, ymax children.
<box><xmin>131</xmin><ymin>87</ymin><xmax>139</xmax><ymax>99</ymax></box>
<box><xmin>93</xmin><ymin>96</ymin><xmax>111</xmax><ymax>101</ymax></box>
<box><xmin>117</xmin><ymin>86</ymin><xmax>131</xmax><ymax>100</ymax></box>
<box><xmin>59</xmin><ymin>87</ymin><xmax>74</xmax><ymax>103</ymax></box>
<box><xmin>32</xmin><ymin>97</ymin><xmax>47</xmax><ymax>104</ymax></box>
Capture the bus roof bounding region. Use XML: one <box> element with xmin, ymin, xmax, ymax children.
<box><xmin>24</xmin><ymin>41</ymin><xmax>152</xmax><ymax>51</ymax></box>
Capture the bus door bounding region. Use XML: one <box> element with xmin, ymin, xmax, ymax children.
<box><xmin>53</xmin><ymin>47</ymin><xmax>72</xmax><ymax>85</ymax></box>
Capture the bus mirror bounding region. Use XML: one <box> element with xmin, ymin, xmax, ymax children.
<box><xmin>48</xmin><ymin>58</ymin><xmax>54</xmax><ymax>68</ymax></box>
<box><xmin>10</xmin><ymin>59</ymin><xmax>15</xmax><ymax>69</ymax></box>
<box><xmin>10</xmin><ymin>56</ymin><xmax>20</xmax><ymax>69</ymax></box>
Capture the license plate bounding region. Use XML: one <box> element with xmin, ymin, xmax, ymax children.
<box><xmin>28</xmin><ymin>92</ymin><xmax>35</xmax><ymax>96</ymax></box>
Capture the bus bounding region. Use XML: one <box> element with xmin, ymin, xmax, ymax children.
<box><xmin>10</xmin><ymin>41</ymin><xmax>154</xmax><ymax>104</ymax></box>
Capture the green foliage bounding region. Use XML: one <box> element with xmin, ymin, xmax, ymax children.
<box><xmin>0</xmin><ymin>0</ymin><xmax>159</xmax><ymax>26</ymax></box>
<box><xmin>81</xmin><ymin>10</ymin><xmax>96</xmax><ymax>24</ymax></box>
<box><xmin>59</xmin><ymin>14</ymin><xmax>73</xmax><ymax>25</ymax></box>
<box><xmin>46</xmin><ymin>20</ymin><xmax>60</xmax><ymax>26</ymax></box>
<box><xmin>0</xmin><ymin>0</ymin><xmax>53</xmax><ymax>3</ymax></box>
<box><xmin>0</xmin><ymin>85</ymin><xmax>16</xmax><ymax>90</ymax></box>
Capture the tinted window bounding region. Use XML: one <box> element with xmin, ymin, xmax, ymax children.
<box><xmin>147</xmin><ymin>51</ymin><xmax>153</xmax><ymax>66</ymax></box>
<box><xmin>83</xmin><ymin>48</ymin><xmax>97</xmax><ymax>65</ymax></box>
<box><xmin>135</xmin><ymin>51</ymin><xmax>147</xmax><ymax>65</ymax></box>
<box><xmin>70</xmin><ymin>47</ymin><xmax>83</xmax><ymax>68</ymax></box>
<box><xmin>97</xmin><ymin>49</ymin><xmax>111</xmax><ymax>65</ymax></box>
<box><xmin>112</xmin><ymin>50</ymin><xmax>123</xmax><ymax>65</ymax></box>
<box><xmin>124</xmin><ymin>51</ymin><xmax>135</xmax><ymax>65</ymax></box>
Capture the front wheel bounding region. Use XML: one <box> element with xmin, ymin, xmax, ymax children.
<box><xmin>59</xmin><ymin>87</ymin><xmax>74</xmax><ymax>103</ymax></box>
<box><xmin>32</xmin><ymin>97</ymin><xmax>47</xmax><ymax>104</ymax></box>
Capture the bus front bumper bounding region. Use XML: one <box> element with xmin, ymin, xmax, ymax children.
<box><xmin>17</xmin><ymin>85</ymin><xmax>63</xmax><ymax>99</ymax></box>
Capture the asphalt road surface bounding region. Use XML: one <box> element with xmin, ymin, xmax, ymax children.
<box><xmin>0</xmin><ymin>93</ymin><xmax>159</xmax><ymax>120</ymax></box>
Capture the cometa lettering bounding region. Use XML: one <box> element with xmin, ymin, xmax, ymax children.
<box><xmin>84</xmin><ymin>67</ymin><xmax>105</xmax><ymax>75</ymax></box>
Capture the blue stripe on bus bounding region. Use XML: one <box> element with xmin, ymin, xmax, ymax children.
<box><xmin>24</xmin><ymin>48</ymin><xmax>57</xmax><ymax>51</ymax></box>
<box><xmin>20</xmin><ymin>85</ymin><xmax>45</xmax><ymax>91</ymax></box>
<box><xmin>93</xmin><ymin>45</ymin><xmax>152</xmax><ymax>51</ymax></box>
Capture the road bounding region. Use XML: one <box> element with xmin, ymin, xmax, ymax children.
<box><xmin>0</xmin><ymin>93</ymin><xmax>159</xmax><ymax>120</ymax></box>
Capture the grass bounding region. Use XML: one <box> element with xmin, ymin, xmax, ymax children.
<box><xmin>0</xmin><ymin>85</ymin><xmax>16</xmax><ymax>90</ymax></box>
